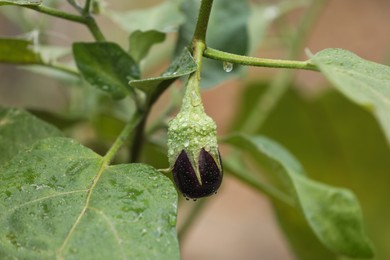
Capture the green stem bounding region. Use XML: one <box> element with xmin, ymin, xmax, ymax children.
<box><xmin>105</xmin><ymin>111</ymin><xmax>143</xmax><ymax>164</ymax></box>
<box><xmin>27</xmin><ymin>5</ymin><xmax>87</xmax><ymax>23</ymax></box>
<box><xmin>41</xmin><ymin>63</ymin><xmax>80</xmax><ymax>77</ymax></box>
<box><xmin>26</xmin><ymin>5</ymin><xmax>105</xmax><ymax>42</ymax></box>
<box><xmin>241</xmin><ymin>0</ymin><xmax>326</xmax><ymax>133</ymax></box>
<box><xmin>83</xmin><ymin>0</ymin><xmax>93</xmax><ymax>15</ymax></box>
<box><xmin>192</xmin><ymin>0</ymin><xmax>214</xmax><ymax>43</ymax></box>
<box><xmin>224</xmin><ymin>159</ymin><xmax>294</xmax><ymax>206</ymax></box>
<box><xmin>204</xmin><ymin>47</ymin><xmax>318</xmax><ymax>71</ymax></box>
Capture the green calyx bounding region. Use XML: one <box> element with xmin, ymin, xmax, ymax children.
<box><xmin>167</xmin><ymin>72</ymin><xmax>220</xmax><ymax>184</ymax></box>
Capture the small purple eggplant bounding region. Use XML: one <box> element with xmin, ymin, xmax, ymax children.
<box><xmin>172</xmin><ymin>148</ymin><xmax>223</xmax><ymax>199</ymax></box>
<box><xmin>167</xmin><ymin>67</ymin><xmax>223</xmax><ymax>199</ymax></box>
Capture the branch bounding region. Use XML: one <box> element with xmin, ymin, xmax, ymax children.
<box><xmin>204</xmin><ymin>47</ymin><xmax>318</xmax><ymax>71</ymax></box>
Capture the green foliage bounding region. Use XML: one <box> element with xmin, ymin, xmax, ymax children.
<box><xmin>0</xmin><ymin>108</ymin><xmax>63</xmax><ymax>165</ymax></box>
<box><xmin>1</xmin><ymin>1</ymin><xmax>390</xmax><ymax>259</ymax></box>
<box><xmin>128</xmin><ymin>30</ymin><xmax>166</xmax><ymax>64</ymax></box>
<box><xmin>224</xmin><ymin>134</ymin><xmax>374</xmax><ymax>258</ymax></box>
<box><xmin>0</xmin><ymin>38</ymin><xmax>42</xmax><ymax>64</ymax></box>
<box><xmin>129</xmin><ymin>48</ymin><xmax>197</xmax><ymax>104</ymax></box>
<box><xmin>107</xmin><ymin>1</ymin><xmax>185</xmax><ymax>33</ymax></box>
<box><xmin>311</xmin><ymin>48</ymin><xmax>390</xmax><ymax>144</ymax></box>
<box><xmin>176</xmin><ymin>0</ymin><xmax>249</xmax><ymax>88</ymax></box>
<box><xmin>73</xmin><ymin>42</ymin><xmax>140</xmax><ymax>99</ymax></box>
<box><xmin>0</xmin><ymin>109</ymin><xmax>179</xmax><ymax>259</ymax></box>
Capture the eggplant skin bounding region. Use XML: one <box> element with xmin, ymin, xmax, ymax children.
<box><xmin>172</xmin><ymin>149</ymin><xmax>223</xmax><ymax>199</ymax></box>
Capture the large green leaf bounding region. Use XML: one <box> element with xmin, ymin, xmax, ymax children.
<box><xmin>129</xmin><ymin>48</ymin><xmax>197</xmax><ymax>104</ymax></box>
<box><xmin>176</xmin><ymin>0</ymin><xmax>249</xmax><ymax>88</ymax></box>
<box><xmin>258</xmin><ymin>88</ymin><xmax>390</xmax><ymax>259</ymax></box>
<box><xmin>106</xmin><ymin>1</ymin><xmax>185</xmax><ymax>33</ymax></box>
<box><xmin>0</xmin><ymin>107</ymin><xmax>62</xmax><ymax>165</ymax></box>
<box><xmin>311</xmin><ymin>48</ymin><xmax>390</xmax><ymax>145</ymax></box>
<box><xmin>0</xmin><ymin>38</ymin><xmax>43</xmax><ymax>64</ymax></box>
<box><xmin>73</xmin><ymin>42</ymin><xmax>140</xmax><ymax>99</ymax></box>
<box><xmin>0</xmin><ymin>0</ymin><xmax>41</xmax><ymax>6</ymax></box>
<box><xmin>128</xmin><ymin>30</ymin><xmax>166</xmax><ymax>64</ymax></box>
<box><xmin>224</xmin><ymin>134</ymin><xmax>374</xmax><ymax>258</ymax></box>
<box><xmin>0</xmin><ymin>137</ymin><xmax>179</xmax><ymax>259</ymax></box>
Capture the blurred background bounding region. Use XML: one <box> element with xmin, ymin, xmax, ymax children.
<box><xmin>1</xmin><ymin>0</ymin><xmax>390</xmax><ymax>259</ymax></box>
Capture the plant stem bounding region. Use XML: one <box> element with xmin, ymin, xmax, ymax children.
<box><xmin>204</xmin><ymin>47</ymin><xmax>318</xmax><ymax>71</ymax></box>
<box><xmin>105</xmin><ymin>111</ymin><xmax>143</xmax><ymax>164</ymax></box>
<box><xmin>241</xmin><ymin>0</ymin><xmax>326</xmax><ymax>133</ymax></box>
<box><xmin>83</xmin><ymin>0</ymin><xmax>93</xmax><ymax>15</ymax></box>
<box><xmin>224</xmin><ymin>159</ymin><xmax>294</xmax><ymax>206</ymax></box>
<box><xmin>27</xmin><ymin>5</ymin><xmax>87</xmax><ymax>23</ymax></box>
<box><xmin>42</xmin><ymin>63</ymin><xmax>80</xmax><ymax>77</ymax></box>
<box><xmin>192</xmin><ymin>0</ymin><xmax>214</xmax><ymax>43</ymax></box>
<box><xmin>26</xmin><ymin>5</ymin><xmax>105</xmax><ymax>42</ymax></box>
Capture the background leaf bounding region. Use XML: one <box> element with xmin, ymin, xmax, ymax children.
<box><xmin>106</xmin><ymin>1</ymin><xmax>185</xmax><ymax>33</ymax></box>
<box><xmin>129</xmin><ymin>48</ymin><xmax>197</xmax><ymax>104</ymax></box>
<box><xmin>0</xmin><ymin>38</ymin><xmax>43</xmax><ymax>64</ymax></box>
<box><xmin>175</xmin><ymin>0</ymin><xmax>249</xmax><ymax>88</ymax></box>
<box><xmin>73</xmin><ymin>42</ymin><xmax>140</xmax><ymax>99</ymax></box>
<box><xmin>232</xmin><ymin>83</ymin><xmax>390</xmax><ymax>259</ymax></box>
<box><xmin>224</xmin><ymin>134</ymin><xmax>374</xmax><ymax>258</ymax></box>
<box><xmin>0</xmin><ymin>107</ymin><xmax>62</xmax><ymax>165</ymax></box>
<box><xmin>0</xmin><ymin>137</ymin><xmax>179</xmax><ymax>259</ymax></box>
<box><xmin>311</xmin><ymin>48</ymin><xmax>390</xmax><ymax>145</ymax></box>
<box><xmin>128</xmin><ymin>30</ymin><xmax>166</xmax><ymax>64</ymax></box>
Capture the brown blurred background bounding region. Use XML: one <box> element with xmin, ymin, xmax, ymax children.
<box><xmin>1</xmin><ymin>0</ymin><xmax>390</xmax><ymax>259</ymax></box>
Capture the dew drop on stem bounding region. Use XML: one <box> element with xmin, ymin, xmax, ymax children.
<box><xmin>223</xmin><ymin>61</ymin><xmax>233</xmax><ymax>72</ymax></box>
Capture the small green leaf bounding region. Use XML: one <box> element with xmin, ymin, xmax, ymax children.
<box><xmin>311</xmin><ymin>48</ymin><xmax>390</xmax><ymax>145</ymax></box>
<box><xmin>0</xmin><ymin>137</ymin><xmax>179</xmax><ymax>259</ymax></box>
<box><xmin>106</xmin><ymin>1</ymin><xmax>185</xmax><ymax>33</ymax></box>
<box><xmin>0</xmin><ymin>0</ymin><xmax>41</xmax><ymax>6</ymax></box>
<box><xmin>224</xmin><ymin>134</ymin><xmax>374</xmax><ymax>258</ymax></box>
<box><xmin>73</xmin><ymin>42</ymin><xmax>140</xmax><ymax>99</ymax></box>
<box><xmin>129</xmin><ymin>30</ymin><xmax>166</xmax><ymax>64</ymax></box>
<box><xmin>176</xmin><ymin>0</ymin><xmax>249</xmax><ymax>88</ymax></box>
<box><xmin>129</xmin><ymin>48</ymin><xmax>197</xmax><ymax>104</ymax></box>
<box><xmin>0</xmin><ymin>38</ymin><xmax>43</xmax><ymax>64</ymax></box>
<box><xmin>0</xmin><ymin>107</ymin><xmax>62</xmax><ymax>165</ymax></box>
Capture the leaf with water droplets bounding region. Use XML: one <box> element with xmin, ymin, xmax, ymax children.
<box><xmin>0</xmin><ymin>137</ymin><xmax>179</xmax><ymax>259</ymax></box>
<box><xmin>0</xmin><ymin>107</ymin><xmax>63</xmax><ymax>165</ymax></box>
<box><xmin>73</xmin><ymin>42</ymin><xmax>140</xmax><ymax>99</ymax></box>
<box><xmin>311</xmin><ymin>48</ymin><xmax>390</xmax><ymax>145</ymax></box>
<box><xmin>129</xmin><ymin>48</ymin><xmax>197</xmax><ymax>104</ymax></box>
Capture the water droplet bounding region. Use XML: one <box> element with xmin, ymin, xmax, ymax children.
<box><xmin>169</xmin><ymin>149</ymin><xmax>174</xmax><ymax>155</ymax></box>
<box><xmin>223</xmin><ymin>61</ymin><xmax>233</xmax><ymax>72</ymax></box>
<box><xmin>184</xmin><ymin>140</ymin><xmax>190</xmax><ymax>147</ymax></box>
<box><xmin>182</xmin><ymin>122</ymin><xmax>188</xmax><ymax>127</ymax></box>
<box><xmin>204</xmin><ymin>145</ymin><xmax>210</xmax><ymax>152</ymax></box>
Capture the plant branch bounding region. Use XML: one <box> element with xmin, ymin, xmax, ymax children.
<box><xmin>105</xmin><ymin>111</ymin><xmax>143</xmax><ymax>164</ymax></box>
<box><xmin>224</xmin><ymin>159</ymin><xmax>294</xmax><ymax>206</ymax></box>
<box><xmin>26</xmin><ymin>5</ymin><xmax>87</xmax><ymax>23</ymax></box>
<box><xmin>25</xmin><ymin>5</ymin><xmax>105</xmax><ymax>42</ymax></box>
<box><xmin>204</xmin><ymin>47</ymin><xmax>318</xmax><ymax>71</ymax></box>
<box><xmin>83</xmin><ymin>0</ymin><xmax>93</xmax><ymax>15</ymax></box>
<box><xmin>192</xmin><ymin>0</ymin><xmax>214</xmax><ymax>43</ymax></box>
<box><xmin>41</xmin><ymin>62</ymin><xmax>80</xmax><ymax>77</ymax></box>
